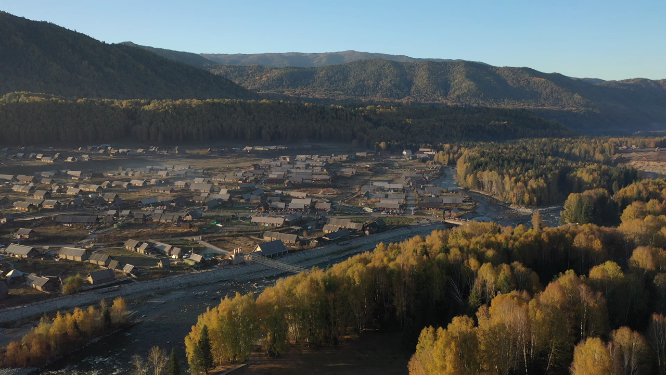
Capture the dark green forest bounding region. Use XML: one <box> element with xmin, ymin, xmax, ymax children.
<box><xmin>0</xmin><ymin>93</ymin><xmax>574</xmax><ymax>145</ymax></box>
<box><xmin>0</xmin><ymin>12</ymin><xmax>255</xmax><ymax>100</ymax></box>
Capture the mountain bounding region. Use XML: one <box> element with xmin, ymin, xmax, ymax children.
<box><xmin>119</xmin><ymin>42</ymin><xmax>218</xmax><ymax>69</ymax></box>
<box><xmin>207</xmin><ymin>59</ymin><xmax>666</xmax><ymax>133</ymax></box>
<box><xmin>0</xmin><ymin>12</ymin><xmax>256</xmax><ymax>100</ymax></box>
<box><xmin>200</xmin><ymin>50</ymin><xmax>459</xmax><ymax>67</ymax></box>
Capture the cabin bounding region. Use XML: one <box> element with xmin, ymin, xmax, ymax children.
<box><xmin>5</xmin><ymin>244</ymin><xmax>39</xmax><ymax>258</ymax></box>
<box><xmin>324</xmin><ymin>229</ymin><xmax>351</xmax><ymax>241</ymax></box>
<box><xmin>124</xmin><ymin>239</ymin><xmax>140</xmax><ymax>251</ymax></box>
<box><xmin>26</xmin><ymin>274</ymin><xmax>58</xmax><ymax>292</ymax></box>
<box><xmin>15</xmin><ymin>228</ymin><xmax>36</xmax><ymax>240</ymax></box>
<box><xmin>123</xmin><ymin>264</ymin><xmax>136</xmax><ymax>275</ymax></box>
<box><xmin>187</xmin><ymin>253</ymin><xmax>204</xmax><ymax>264</ymax></box>
<box><xmin>87</xmin><ymin>269</ymin><xmax>115</xmax><ymax>285</ymax></box>
<box><xmin>33</xmin><ymin>190</ymin><xmax>51</xmax><ymax>199</ymax></box>
<box><xmin>42</xmin><ymin>199</ymin><xmax>62</xmax><ymax>209</ymax></box>
<box><xmin>263</xmin><ymin>231</ymin><xmax>299</xmax><ymax>244</ymax></box>
<box><xmin>253</xmin><ymin>240</ymin><xmax>288</xmax><ymax>258</ymax></box>
<box><xmin>58</xmin><ymin>247</ymin><xmax>90</xmax><ymax>261</ymax></box>
<box><xmin>89</xmin><ymin>253</ymin><xmax>112</xmax><ymax>267</ymax></box>
<box><xmin>251</xmin><ymin>216</ymin><xmax>286</xmax><ymax>227</ymax></box>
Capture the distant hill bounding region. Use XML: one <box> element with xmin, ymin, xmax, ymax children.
<box><xmin>0</xmin><ymin>12</ymin><xmax>256</xmax><ymax>100</ymax></box>
<box><xmin>119</xmin><ymin>42</ymin><xmax>218</xmax><ymax>69</ymax></box>
<box><xmin>200</xmin><ymin>50</ymin><xmax>459</xmax><ymax>67</ymax></box>
<box><xmin>208</xmin><ymin>59</ymin><xmax>666</xmax><ymax>132</ymax></box>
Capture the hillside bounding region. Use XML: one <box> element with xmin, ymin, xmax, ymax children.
<box><xmin>119</xmin><ymin>42</ymin><xmax>218</xmax><ymax>69</ymax></box>
<box><xmin>0</xmin><ymin>92</ymin><xmax>574</xmax><ymax>145</ymax></box>
<box><xmin>0</xmin><ymin>12</ymin><xmax>256</xmax><ymax>100</ymax></box>
<box><xmin>208</xmin><ymin>59</ymin><xmax>666</xmax><ymax>133</ymax></box>
<box><xmin>199</xmin><ymin>50</ymin><xmax>457</xmax><ymax>67</ymax></box>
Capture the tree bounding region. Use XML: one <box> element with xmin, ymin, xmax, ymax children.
<box><xmin>168</xmin><ymin>348</ymin><xmax>180</xmax><ymax>375</ymax></box>
<box><xmin>62</xmin><ymin>274</ymin><xmax>84</xmax><ymax>295</ymax></box>
<box><xmin>570</xmin><ymin>337</ymin><xmax>612</xmax><ymax>375</ymax></box>
<box><xmin>131</xmin><ymin>354</ymin><xmax>147</xmax><ymax>375</ymax></box>
<box><xmin>532</xmin><ymin>211</ymin><xmax>544</xmax><ymax>231</ymax></box>
<box><xmin>198</xmin><ymin>325</ymin><xmax>214</xmax><ymax>373</ymax></box>
<box><xmin>609</xmin><ymin>327</ymin><xmax>651</xmax><ymax>375</ymax></box>
<box><xmin>148</xmin><ymin>346</ymin><xmax>168</xmax><ymax>375</ymax></box>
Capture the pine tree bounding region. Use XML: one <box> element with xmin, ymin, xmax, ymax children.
<box><xmin>198</xmin><ymin>325</ymin><xmax>213</xmax><ymax>373</ymax></box>
<box><xmin>168</xmin><ymin>348</ymin><xmax>180</xmax><ymax>375</ymax></box>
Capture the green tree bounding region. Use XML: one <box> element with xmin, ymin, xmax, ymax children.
<box><xmin>198</xmin><ymin>325</ymin><xmax>213</xmax><ymax>373</ymax></box>
<box><xmin>168</xmin><ymin>348</ymin><xmax>180</xmax><ymax>375</ymax></box>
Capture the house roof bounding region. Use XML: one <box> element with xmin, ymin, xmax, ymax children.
<box><xmin>255</xmin><ymin>240</ymin><xmax>288</xmax><ymax>256</ymax></box>
<box><xmin>88</xmin><ymin>269</ymin><xmax>115</xmax><ymax>282</ymax></box>
<box><xmin>58</xmin><ymin>247</ymin><xmax>88</xmax><ymax>257</ymax></box>
<box><xmin>251</xmin><ymin>216</ymin><xmax>285</xmax><ymax>225</ymax></box>
<box><xmin>325</xmin><ymin>229</ymin><xmax>351</xmax><ymax>240</ymax></box>
<box><xmin>123</xmin><ymin>264</ymin><xmax>135</xmax><ymax>273</ymax></box>
<box><xmin>89</xmin><ymin>253</ymin><xmax>110</xmax><ymax>263</ymax></box>
<box><xmin>28</xmin><ymin>275</ymin><xmax>52</xmax><ymax>288</ymax></box>
<box><xmin>16</xmin><ymin>228</ymin><xmax>34</xmax><ymax>235</ymax></box>
<box><xmin>124</xmin><ymin>239</ymin><xmax>140</xmax><ymax>248</ymax></box>
<box><xmin>263</xmin><ymin>231</ymin><xmax>299</xmax><ymax>243</ymax></box>
<box><xmin>189</xmin><ymin>253</ymin><xmax>204</xmax><ymax>263</ymax></box>
<box><xmin>6</xmin><ymin>244</ymin><xmax>35</xmax><ymax>256</ymax></box>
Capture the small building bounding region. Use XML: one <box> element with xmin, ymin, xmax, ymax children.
<box><xmin>87</xmin><ymin>269</ymin><xmax>115</xmax><ymax>285</ymax></box>
<box><xmin>263</xmin><ymin>231</ymin><xmax>300</xmax><ymax>244</ymax></box>
<box><xmin>251</xmin><ymin>216</ymin><xmax>286</xmax><ymax>227</ymax></box>
<box><xmin>137</xmin><ymin>242</ymin><xmax>153</xmax><ymax>255</ymax></box>
<box><xmin>5</xmin><ymin>244</ymin><xmax>38</xmax><ymax>258</ymax></box>
<box><xmin>124</xmin><ymin>239</ymin><xmax>140</xmax><ymax>251</ymax></box>
<box><xmin>324</xmin><ymin>229</ymin><xmax>351</xmax><ymax>241</ymax></box>
<box><xmin>26</xmin><ymin>274</ymin><xmax>58</xmax><ymax>292</ymax></box>
<box><xmin>89</xmin><ymin>253</ymin><xmax>112</xmax><ymax>267</ymax></box>
<box><xmin>58</xmin><ymin>247</ymin><xmax>90</xmax><ymax>261</ymax></box>
<box><xmin>14</xmin><ymin>202</ymin><xmax>36</xmax><ymax>212</ymax></box>
<box><xmin>15</xmin><ymin>228</ymin><xmax>36</xmax><ymax>240</ymax></box>
<box><xmin>108</xmin><ymin>259</ymin><xmax>121</xmax><ymax>271</ymax></box>
<box><xmin>253</xmin><ymin>240</ymin><xmax>288</xmax><ymax>258</ymax></box>
<box><xmin>42</xmin><ymin>199</ymin><xmax>62</xmax><ymax>209</ymax></box>
<box><xmin>188</xmin><ymin>253</ymin><xmax>204</xmax><ymax>264</ymax></box>
<box><xmin>123</xmin><ymin>264</ymin><xmax>136</xmax><ymax>275</ymax></box>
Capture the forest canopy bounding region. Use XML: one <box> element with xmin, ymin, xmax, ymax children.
<box><xmin>0</xmin><ymin>92</ymin><xmax>574</xmax><ymax>145</ymax></box>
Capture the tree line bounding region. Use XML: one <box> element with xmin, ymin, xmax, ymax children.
<box><xmin>0</xmin><ymin>92</ymin><xmax>573</xmax><ymax>145</ymax></box>
<box><xmin>0</xmin><ymin>297</ymin><xmax>129</xmax><ymax>367</ymax></box>
<box><xmin>455</xmin><ymin>138</ymin><xmax>641</xmax><ymax>206</ymax></box>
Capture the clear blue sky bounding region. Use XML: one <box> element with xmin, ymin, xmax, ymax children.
<box><xmin>2</xmin><ymin>0</ymin><xmax>665</xmax><ymax>80</ymax></box>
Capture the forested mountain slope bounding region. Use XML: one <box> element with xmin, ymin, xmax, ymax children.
<box><xmin>199</xmin><ymin>50</ymin><xmax>457</xmax><ymax>67</ymax></box>
<box><xmin>208</xmin><ymin>59</ymin><xmax>666</xmax><ymax>132</ymax></box>
<box><xmin>0</xmin><ymin>12</ymin><xmax>255</xmax><ymax>100</ymax></box>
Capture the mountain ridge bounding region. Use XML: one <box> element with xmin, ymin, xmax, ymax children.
<box><xmin>0</xmin><ymin>12</ymin><xmax>256</xmax><ymax>100</ymax></box>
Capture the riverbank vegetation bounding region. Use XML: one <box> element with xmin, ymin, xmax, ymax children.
<box><xmin>0</xmin><ymin>297</ymin><xmax>130</xmax><ymax>368</ymax></box>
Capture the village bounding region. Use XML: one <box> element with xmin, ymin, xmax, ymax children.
<box><xmin>0</xmin><ymin>143</ymin><xmax>471</xmax><ymax>307</ymax></box>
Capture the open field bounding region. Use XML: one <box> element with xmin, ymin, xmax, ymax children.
<box><xmin>620</xmin><ymin>149</ymin><xmax>666</xmax><ymax>177</ymax></box>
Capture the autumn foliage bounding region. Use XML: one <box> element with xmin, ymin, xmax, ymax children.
<box><xmin>0</xmin><ymin>298</ymin><xmax>129</xmax><ymax>367</ymax></box>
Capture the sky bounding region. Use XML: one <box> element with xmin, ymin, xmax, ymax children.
<box><xmin>2</xmin><ymin>0</ymin><xmax>665</xmax><ymax>80</ymax></box>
